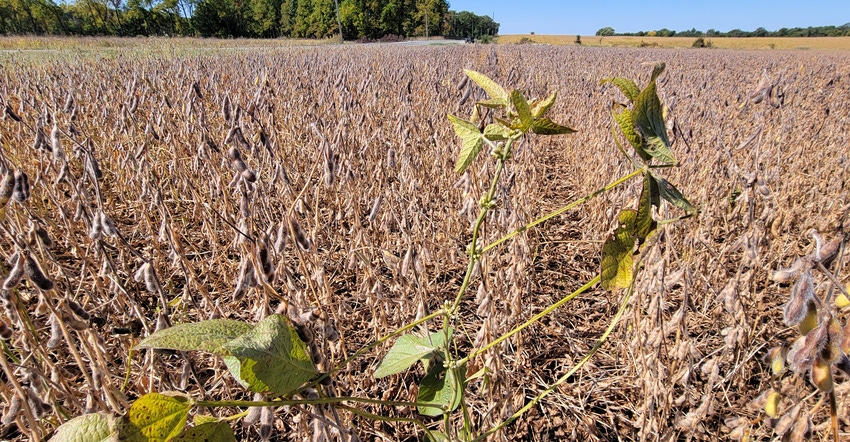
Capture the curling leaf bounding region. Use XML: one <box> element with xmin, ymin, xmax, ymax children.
<box><xmin>375</xmin><ymin>329</ymin><xmax>450</xmax><ymax>378</ymax></box>
<box><xmin>530</xmin><ymin>91</ymin><xmax>557</xmax><ymax>119</ymax></box>
<box><xmin>652</xmin><ymin>173</ymin><xmax>697</xmax><ymax>214</ymax></box>
<box><xmin>633</xmin><ymin>80</ymin><xmax>674</xmax><ymax>164</ymax></box>
<box><xmin>612</xmin><ymin>105</ymin><xmax>647</xmax><ymax>160</ymax></box>
<box><xmin>601</xmin><ymin>210</ymin><xmax>638</xmax><ymax>291</ymax></box>
<box><xmin>636</xmin><ymin>173</ymin><xmax>659</xmax><ymax>241</ymax></box>
<box><xmin>511</xmin><ymin>90</ymin><xmax>533</xmax><ymax>131</ymax></box>
<box><xmin>601</xmin><ymin>77</ymin><xmax>640</xmax><ymax>103</ymax></box>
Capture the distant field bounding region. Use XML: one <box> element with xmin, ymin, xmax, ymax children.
<box><xmin>497</xmin><ymin>34</ymin><xmax>850</xmax><ymax>50</ymax></box>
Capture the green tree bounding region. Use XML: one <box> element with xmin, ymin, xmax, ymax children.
<box><xmin>595</xmin><ymin>26</ymin><xmax>614</xmax><ymax>36</ymax></box>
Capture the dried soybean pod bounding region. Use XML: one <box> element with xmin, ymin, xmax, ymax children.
<box><xmin>67</xmin><ymin>300</ymin><xmax>91</xmax><ymax>321</ymax></box>
<box><xmin>24</xmin><ymin>254</ymin><xmax>53</xmax><ymax>291</ymax></box>
<box><xmin>100</xmin><ymin>212</ymin><xmax>119</xmax><ymax>237</ymax></box>
<box><xmin>0</xmin><ymin>170</ymin><xmax>14</xmax><ymax>204</ymax></box>
<box><xmin>0</xmin><ymin>319</ymin><xmax>12</xmax><ymax>340</ymax></box>
<box><xmin>2</xmin><ymin>252</ymin><xmax>24</xmax><ymax>290</ymax></box>
<box><xmin>289</xmin><ymin>217</ymin><xmax>311</xmax><ymax>251</ymax></box>
<box><xmin>12</xmin><ymin>169</ymin><xmax>30</xmax><ymax>203</ymax></box>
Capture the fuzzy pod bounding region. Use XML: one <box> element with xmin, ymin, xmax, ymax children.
<box><xmin>67</xmin><ymin>300</ymin><xmax>91</xmax><ymax>321</ymax></box>
<box><xmin>89</xmin><ymin>217</ymin><xmax>103</xmax><ymax>239</ymax></box>
<box><xmin>51</xmin><ymin>125</ymin><xmax>65</xmax><ymax>162</ymax></box>
<box><xmin>0</xmin><ymin>319</ymin><xmax>12</xmax><ymax>340</ymax></box>
<box><xmin>64</xmin><ymin>314</ymin><xmax>88</xmax><ymax>331</ymax></box>
<box><xmin>367</xmin><ymin>196</ymin><xmax>382</xmax><ymax>223</ymax></box>
<box><xmin>0</xmin><ymin>170</ymin><xmax>14</xmax><ymax>204</ymax></box>
<box><xmin>241</xmin><ymin>169</ymin><xmax>257</xmax><ymax>182</ymax></box>
<box><xmin>86</xmin><ymin>154</ymin><xmax>103</xmax><ymax>180</ymax></box>
<box><xmin>12</xmin><ymin>169</ymin><xmax>30</xmax><ymax>203</ymax></box>
<box><xmin>33</xmin><ymin>225</ymin><xmax>53</xmax><ymax>248</ymax></box>
<box><xmin>143</xmin><ymin>263</ymin><xmax>161</xmax><ymax>294</ymax></box>
<box><xmin>100</xmin><ymin>212</ymin><xmax>119</xmax><ymax>237</ymax></box>
<box><xmin>274</xmin><ymin>222</ymin><xmax>287</xmax><ymax>253</ymax></box>
<box><xmin>24</xmin><ymin>254</ymin><xmax>53</xmax><ymax>291</ymax></box>
<box><xmin>256</xmin><ymin>240</ymin><xmax>274</xmax><ymax>283</ymax></box>
<box><xmin>811</xmin><ymin>357</ymin><xmax>833</xmax><ymax>392</ymax></box>
<box><xmin>221</xmin><ymin>95</ymin><xmax>232</xmax><ymax>122</ymax></box>
<box><xmin>1</xmin><ymin>394</ymin><xmax>21</xmax><ymax>425</ymax></box>
<box><xmin>289</xmin><ymin>217</ymin><xmax>311</xmax><ymax>251</ymax></box>
<box><xmin>386</xmin><ymin>147</ymin><xmax>397</xmax><ymax>169</ymax></box>
<box><xmin>3</xmin><ymin>252</ymin><xmax>24</xmax><ymax>290</ymax></box>
<box><xmin>46</xmin><ymin>316</ymin><xmax>63</xmax><ymax>349</ymax></box>
<box><xmin>258</xmin><ymin>407</ymin><xmax>273</xmax><ymax>441</ymax></box>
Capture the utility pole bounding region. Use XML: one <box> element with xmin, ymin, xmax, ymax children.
<box><xmin>334</xmin><ymin>0</ymin><xmax>343</xmax><ymax>43</ymax></box>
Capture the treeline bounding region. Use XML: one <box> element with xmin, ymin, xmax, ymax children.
<box><xmin>595</xmin><ymin>24</ymin><xmax>850</xmax><ymax>38</ymax></box>
<box><xmin>0</xmin><ymin>0</ymin><xmax>499</xmax><ymax>40</ymax></box>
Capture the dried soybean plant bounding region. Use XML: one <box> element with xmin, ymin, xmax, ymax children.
<box><xmin>1</xmin><ymin>43</ymin><xmax>849</xmax><ymax>441</ymax></box>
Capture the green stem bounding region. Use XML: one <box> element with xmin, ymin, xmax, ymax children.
<box><xmin>337</xmin><ymin>405</ymin><xmax>434</xmax><ymax>439</ymax></box>
<box><xmin>458</xmin><ymin>275</ymin><xmax>599</xmax><ymax>366</ymax></box>
<box><xmin>472</xmin><ymin>276</ymin><xmax>635</xmax><ymax>441</ymax></box>
<box><xmin>481</xmin><ymin>168</ymin><xmax>643</xmax><ymax>254</ymax></box>
<box><xmin>450</xmin><ymin>140</ymin><xmax>512</xmax><ymax>313</ymax></box>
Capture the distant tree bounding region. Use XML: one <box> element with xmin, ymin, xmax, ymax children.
<box><xmin>657</xmin><ymin>28</ymin><xmax>675</xmax><ymax>37</ymax></box>
<box><xmin>727</xmin><ymin>28</ymin><xmax>745</xmax><ymax>37</ymax></box>
<box><xmin>595</xmin><ymin>26</ymin><xmax>614</xmax><ymax>36</ymax></box>
<box><xmin>753</xmin><ymin>26</ymin><xmax>768</xmax><ymax>37</ymax></box>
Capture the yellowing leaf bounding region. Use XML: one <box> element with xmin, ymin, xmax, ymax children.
<box><xmin>447</xmin><ymin>114</ymin><xmax>484</xmax><ymax>174</ymax></box>
<box><xmin>49</xmin><ymin>412</ymin><xmax>119</xmax><ymax>442</ymax></box>
<box><xmin>612</xmin><ymin>106</ymin><xmax>646</xmax><ymax>159</ymax></box>
<box><xmin>601</xmin><ymin>210</ymin><xmax>638</xmax><ymax>291</ymax></box>
<box><xmin>122</xmin><ymin>392</ymin><xmax>191</xmax><ymax>442</ymax></box>
<box><xmin>135</xmin><ymin>319</ymin><xmax>253</xmax><ymax>356</ymax></box>
<box><xmin>633</xmin><ymin>80</ymin><xmax>675</xmax><ymax>165</ymax></box>
<box><xmin>531</xmin><ymin>117</ymin><xmax>576</xmax><ymax>136</ymax></box>
<box><xmin>510</xmin><ymin>90</ymin><xmax>533</xmax><ymax>131</ymax></box>
<box><xmin>530</xmin><ymin>91</ymin><xmax>557</xmax><ymax>119</ymax></box>
<box><xmin>463</xmin><ymin>69</ymin><xmax>508</xmax><ymax>107</ymax></box>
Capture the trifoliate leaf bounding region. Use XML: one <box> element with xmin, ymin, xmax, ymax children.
<box><xmin>511</xmin><ymin>90</ymin><xmax>533</xmax><ymax>131</ymax></box>
<box><xmin>417</xmin><ymin>363</ymin><xmax>465</xmax><ymax>417</ymax></box>
<box><xmin>135</xmin><ymin>320</ymin><xmax>253</xmax><ymax>356</ymax></box>
<box><xmin>49</xmin><ymin>412</ymin><xmax>119</xmax><ymax>442</ymax></box>
<box><xmin>374</xmin><ymin>329</ymin><xmax>451</xmax><ymax>378</ymax></box>
<box><xmin>448</xmin><ymin>114</ymin><xmax>484</xmax><ymax>174</ymax></box>
<box><xmin>222</xmin><ymin>314</ymin><xmax>316</xmax><ymax>397</ymax></box>
<box><xmin>122</xmin><ymin>392</ymin><xmax>192</xmax><ymax>442</ymax></box>
<box><xmin>463</xmin><ymin>69</ymin><xmax>508</xmax><ymax>107</ymax></box>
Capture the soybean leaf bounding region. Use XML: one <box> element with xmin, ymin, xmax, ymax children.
<box><xmin>483</xmin><ymin>123</ymin><xmax>512</xmax><ymax>141</ymax></box>
<box><xmin>417</xmin><ymin>363</ymin><xmax>465</xmax><ymax>417</ymax></box>
<box><xmin>49</xmin><ymin>412</ymin><xmax>119</xmax><ymax>442</ymax></box>
<box><xmin>601</xmin><ymin>210</ymin><xmax>638</xmax><ymax>291</ymax></box>
<box><xmin>633</xmin><ymin>80</ymin><xmax>674</xmax><ymax>164</ymax></box>
<box><xmin>476</xmin><ymin>98</ymin><xmax>508</xmax><ymax>109</ymax></box>
<box><xmin>448</xmin><ymin>114</ymin><xmax>484</xmax><ymax>174</ymax></box>
<box><xmin>122</xmin><ymin>392</ymin><xmax>191</xmax><ymax>442</ymax></box>
<box><xmin>375</xmin><ymin>329</ymin><xmax>451</xmax><ymax>378</ymax></box>
<box><xmin>173</xmin><ymin>421</ymin><xmax>235</xmax><ymax>442</ymax></box>
<box><xmin>650</xmin><ymin>62</ymin><xmax>666</xmax><ymax>82</ymax></box>
<box><xmin>531</xmin><ymin>117</ymin><xmax>576</xmax><ymax>135</ymax></box>
<box><xmin>222</xmin><ymin>314</ymin><xmax>316</xmax><ymax>397</ymax></box>
<box><xmin>463</xmin><ymin>69</ymin><xmax>508</xmax><ymax>107</ymax></box>
<box><xmin>530</xmin><ymin>91</ymin><xmax>557</xmax><ymax>119</ymax></box>
<box><xmin>135</xmin><ymin>320</ymin><xmax>253</xmax><ymax>356</ymax></box>
<box><xmin>652</xmin><ymin>173</ymin><xmax>697</xmax><ymax>214</ymax></box>
<box><xmin>612</xmin><ymin>105</ymin><xmax>647</xmax><ymax>160</ymax></box>
<box><xmin>635</xmin><ymin>173</ymin><xmax>659</xmax><ymax>242</ymax></box>
<box><xmin>601</xmin><ymin>77</ymin><xmax>640</xmax><ymax>103</ymax></box>
<box><xmin>511</xmin><ymin>90</ymin><xmax>533</xmax><ymax>131</ymax></box>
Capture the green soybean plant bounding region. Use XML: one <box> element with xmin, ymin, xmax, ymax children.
<box><xmin>47</xmin><ymin>64</ymin><xmax>695</xmax><ymax>442</ymax></box>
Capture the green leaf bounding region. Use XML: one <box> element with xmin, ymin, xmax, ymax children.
<box><xmin>612</xmin><ymin>106</ymin><xmax>647</xmax><ymax>160</ymax></box>
<box><xmin>633</xmin><ymin>80</ymin><xmax>674</xmax><ymax>164</ymax></box>
<box><xmin>483</xmin><ymin>123</ymin><xmax>512</xmax><ymax>141</ymax></box>
<box><xmin>601</xmin><ymin>77</ymin><xmax>640</xmax><ymax>103</ymax></box>
<box><xmin>135</xmin><ymin>320</ymin><xmax>253</xmax><ymax>356</ymax></box>
<box><xmin>530</xmin><ymin>117</ymin><xmax>576</xmax><ymax>135</ymax></box>
<box><xmin>510</xmin><ymin>90</ymin><xmax>532</xmax><ymax>131</ymax></box>
<box><xmin>426</xmin><ymin>431</ymin><xmax>450</xmax><ymax>442</ymax></box>
<box><xmin>447</xmin><ymin>114</ymin><xmax>484</xmax><ymax>174</ymax></box>
<box><xmin>374</xmin><ymin>329</ymin><xmax>450</xmax><ymax>378</ymax></box>
<box><xmin>530</xmin><ymin>91</ymin><xmax>557</xmax><ymax>119</ymax></box>
<box><xmin>173</xmin><ymin>421</ymin><xmax>235</xmax><ymax>442</ymax></box>
<box><xmin>635</xmin><ymin>173</ymin><xmax>659</xmax><ymax>242</ymax></box>
<box><xmin>601</xmin><ymin>210</ymin><xmax>638</xmax><ymax>291</ymax></box>
<box><xmin>222</xmin><ymin>314</ymin><xmax>316</xmax><ymax>397</ymax></box>
<box><xmin>417</xmin><ymin>363</ymin><xmax>465</xmax><ymax>417</ymax></box>
<box><xmin>463</xmin><ymin>69</ymin><xmax>508</xmax><ymax>107</ymax></box>
<box><xmin>652</xmin><ymin>173</ymin><xmax>697</xmax><ymax>214</ymax></box>
<box><xmin>122</xmin><ymin>393</ymin><xmax>191</xmax><ymax>442</ymax></box>
<box><xmin>476</xmin><ymin>98</ymin><xmax>507</xmax><ymax>109</ymax></box>
<box><xmin>49</xmin><ymin>412</ymin><xmax>119</xmax><ymax>442</ymax></box>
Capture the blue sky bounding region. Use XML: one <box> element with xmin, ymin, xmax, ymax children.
<box><xmin>447</xmin><ymin>1</ymin><xmax>850</xmax><ymax>35</ymax></box>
